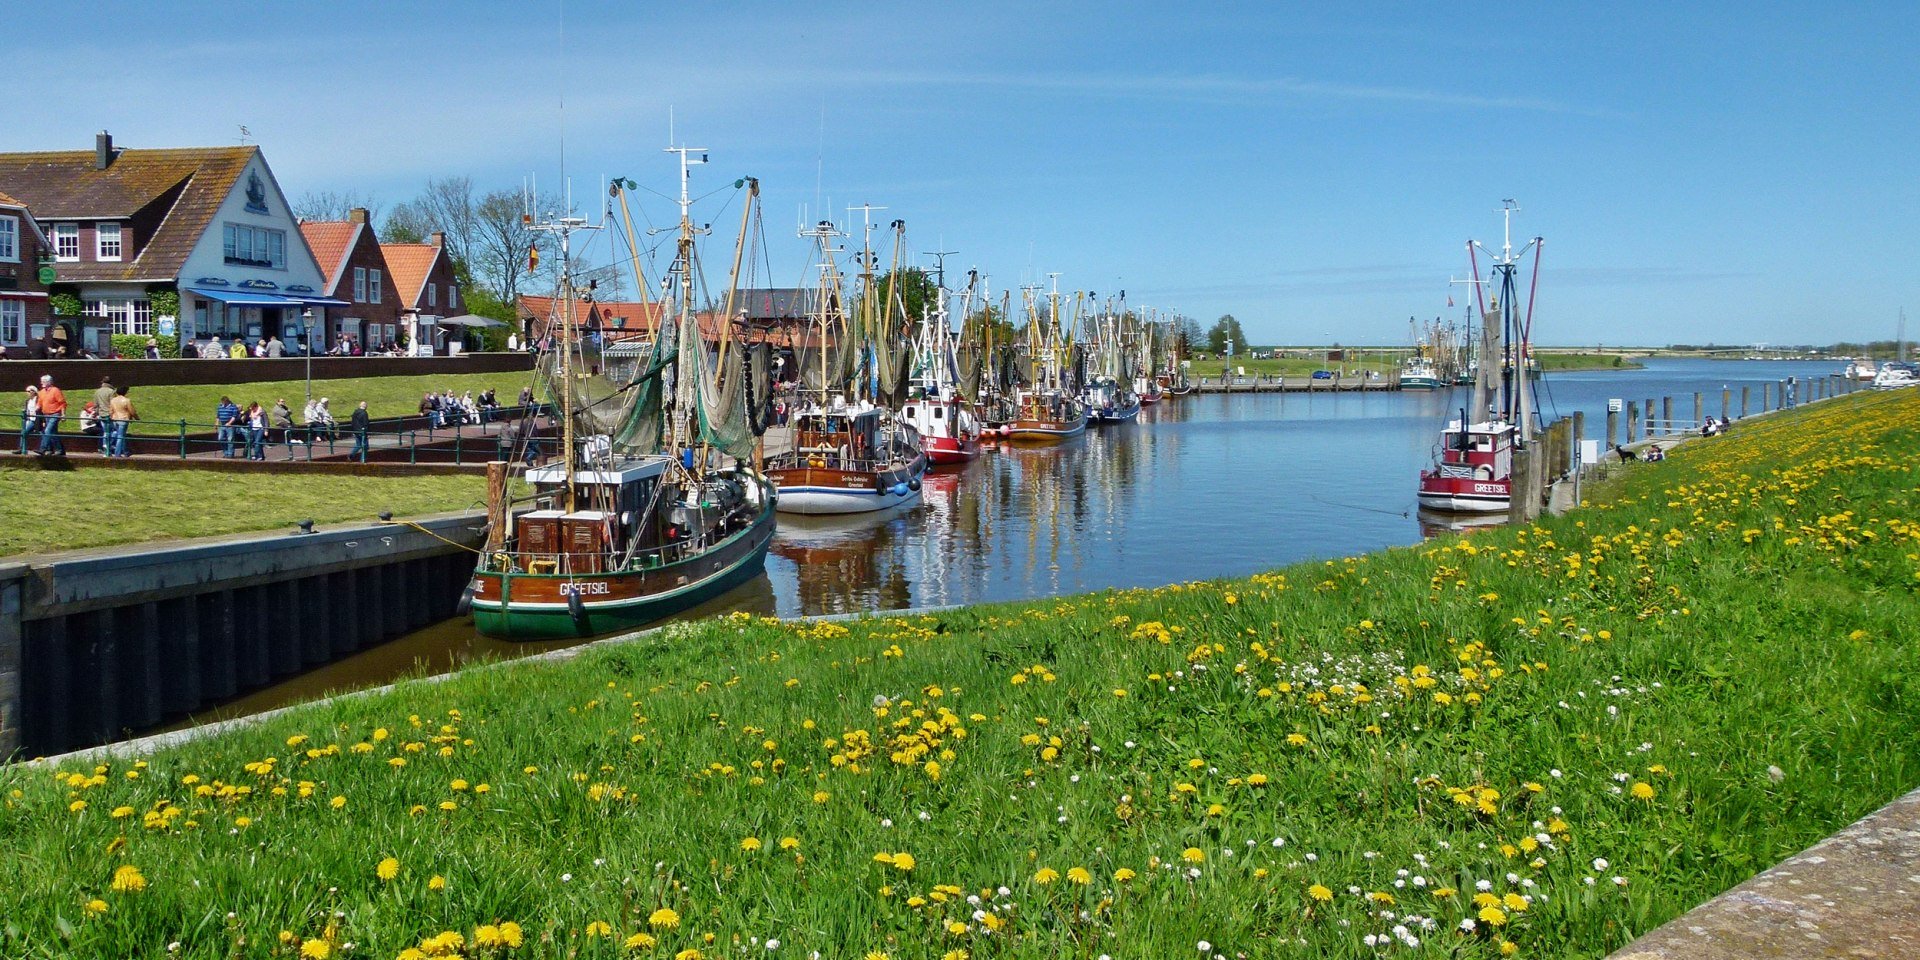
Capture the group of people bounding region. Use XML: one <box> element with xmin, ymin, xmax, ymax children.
<box><xmin>213</xmin><ymin>395</ymin><xmax>371</xmax><ymax>461</ymax></box>
<box><xmin>19</xmin><ymin>375</ymin><xmax>137</xmax><ymax>457</ymax></box>
<box><xmin>420</xmin><ymin>389</ymin><xmax>504</xmax><ymax>428</ymax></box>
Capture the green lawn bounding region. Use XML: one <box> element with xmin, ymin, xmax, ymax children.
<box><xmin>0</xmin><ymin>465</ymin><xmax>496</xmax><ymax>558</ymax></box>
<box><xmin>102</xmin><ymin>372</ymin><xmax>534</xmax><ymax>435</ymax></box>
<box><xmin>3</xmin><ymin>389</ymin><xmax>1916</xmax><ymax>959</ymax></box>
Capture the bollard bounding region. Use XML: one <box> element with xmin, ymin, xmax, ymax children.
<box><xmin>1662</xmin><ymin>396</ymin><xmax>1673</xmax><ymax>437</ymax></box>
<box><xmin>1692</xmin><ymin>393</ymin><xmax>1702</xmax><ymax>432</ymax></box>
<box><xmin>1606</xmin><ymin>409</ymin><xmax>1618</xmax><ymax>450</ymax></box>
<box><xmin>179</xmin><ymin>419</ymin><xmax>188</xmax><ymax>458</ymax></box>
<box><xmin>1763</xmin><ymin>382</ymin><xmax>1772</xmax><ymax>411</ymax></box>
<box><xmin>1741</xmin><ymin>386</ymin><xmax>1750</xmax><ymax>418</ymax></box>
<box><xmin>1721</xmin><ymin>388</ymin><xmax>1730</xmax><ymax>422</ymax></box>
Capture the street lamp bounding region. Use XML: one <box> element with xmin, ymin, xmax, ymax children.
<box><xmin>302</xmin><ymin>308</ymin><xmax>314</xmax><ymax>404</ymax></box>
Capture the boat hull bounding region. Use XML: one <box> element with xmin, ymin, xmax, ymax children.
<box><xmin>470</xmin><ymin>498</ymin><xmax>776</xmax><ymax>640</ymax></box>
<box><xmin>1416</xmin><ymin>474</ymin><xmax>1511</xmax><ymax>513</ymax></box>
<box><xmin>1005</xmin><ymin>416</ymin><xmax>1086</xmax><ymax>442</ymax></box>
<box><xmin>767</xmin><ymin>456</ymin><xmax>928</xmax><ymax>514</ymax></box>
<box><xmin>1400</xmin><ymin>376</ymin><xmax>1447</xmax><ymax>390</ymax></box>
<box><xmin>1088</xmin><ymin>401</ymin><xmax>1141</xmax><ymax>424</ymax></box>
<box><xmin>924</xmin><ymin>433</ymin><xmax>982</xmax><ymax>465</ymax></box>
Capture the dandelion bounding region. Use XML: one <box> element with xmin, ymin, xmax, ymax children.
<box><xmin>84</xmin><ymin>898</ymin><xmax>108</xmax><ymax>915</ymax></box>
<box><xmin>649</xmin><ymin>907</ymin><xmax>681</xmax><ymax>929</ymax></box>
<box><xmin>111</xmin><ymin>865</ymin><xmax>147</xmax><ymax>893</ymax></box>
<box><xmin>741</xmin><ymin>837</ymin><xmax>762</xmax><ymax>852</ymax></box>
<box><xmin>1308</xmin><ymin>883</ymin><xmax>1333</xmax><ymax>902</ymax></box>
<box><xmin>429</xmin><ymin>874</ymin><xmax>447</xmax><ymax>891</ymax></box>
<box><xmin>1478</xmin><ymin>906</ymin><xmax>1508</xmax><ymax>927</ymax></box>
<box><xmin>1066</xmin><ymin>867</ymin><xmax>1092</xmax><ymax>884</ymax></box>
<box><xmin>299</xmin><ymin>939</ymin><xmax>332</xmax><ymax>959</ymax></box>
<box><xmin>1181</xmin><ymin>847</ymin><xmax>1206</xmax><ymax>864</ymax></box>
<box><xmin>780</xmin><ymin>836</ymin><xmax>800</xmax><ymax>851</ymax></box>
<box><xmin>585</xmin><ymin>922</ymin><xmax>613</xmax><ymax>938</ymax></box>
<box><xmin>1033</xmin><ymin>867</ymin><xmax>1060</xmax><ymax>884</ymax></box>
<box><xmin>376</xmin><ymin>857</ymin><xmax>400</xmax><ymax>881</ymax></box>
<box><xmin>1114</xmin><ymin>867</ymin><xmax>1137</xmax><ymax>882</ymax></box>
<box><xmin>625</xmin><ymin>931</ymin><xmax>658</xmax><ymax>950</ymax></box>
<box><xmin>1631</xmin><ymin>781</ymin><xmax>1657</xmax><ymax>800</ymax></box>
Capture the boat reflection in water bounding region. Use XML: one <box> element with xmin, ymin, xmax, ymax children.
<box><xmin>1417</xmin><ymin>507</ymin><xmax>1511</xmax><ymax>538</ymax></box>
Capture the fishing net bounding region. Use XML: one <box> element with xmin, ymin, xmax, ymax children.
<box><xmin>677</xmin><ymin>311</ymin><xmax>758</xmax><ymax>461</ymax></box>
<box><xmin>747</xmin><ymin>342</ymin><xmax>772</xmax><ymax>436</ymax></box>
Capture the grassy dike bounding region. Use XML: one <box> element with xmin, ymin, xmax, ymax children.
<box><xmin>3</xmin><ymin>390</ymin><xmax>1917</xmax><ymax>959</ymax></box>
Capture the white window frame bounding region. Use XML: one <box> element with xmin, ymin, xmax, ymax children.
<box><xmin>85</xmin><ymin>298</ymin><xmax>152</xmax><ymax>336</ymax></box>
<box><xmin>352</xmin><ymin>267</ymin><xmax>367</xmax><ymax>303</ymax></box>
<box><xmin>426</xmin><ymin>282</ymin><xmax>436</xmax><ymax>308</ymax></box>
<box><xmin>369</xmin><ymin>269</ymin><xmax>383</xmax><ymax>304</ymax></box>
<box><xmin>221</xmin><ymin>222</ymin><xmax>286</xmax><ymax>269</ymax></box>
<box><xmin>95</xmin><ymin>222</ymin><xmax>123</xmax><ymax>261</ymax></box>
<box><xmin>0</xmin><ymin>300</ymin><xmax>23</xmax><ymax>346</ymax></box>
<box><xmin>0</xmin><ymin>216</ymin><xmax>17</xmax><ymax>263</ymax></box>
<box><xmin>447</xmin><ymin>284</ymin><xmax>458</xmax><ymax>311</ymax></box>
<box><xmin>53</xmin><ymin>223</ymin><xmax>79</xmax><ymax>262</ymax></box>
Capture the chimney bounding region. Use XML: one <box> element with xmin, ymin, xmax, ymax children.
<box><xmin>429</xmin><ymin>230</ymin><xmax>446</xmax><ymax>249</ymax></box>
<box><xmin>348</xmin><ymin>207</ymin><xmax>369</xmax><ymax>224</ymax></box>
<box><xmin>94</xmin><ymin>130</ymin><xmax>113</xmax><ymax>170</ymax></box>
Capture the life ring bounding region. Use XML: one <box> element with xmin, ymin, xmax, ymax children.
<box><xmin>1475</xmin><ymin>465</ymin><xmax>1495</xmax><ymax>481</ymax></box>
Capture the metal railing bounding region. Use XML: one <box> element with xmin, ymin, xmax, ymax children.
<box><xmin>4</xmin><ymin>404</ymin><xmax>556</xmax><ymax>466</ymax></box>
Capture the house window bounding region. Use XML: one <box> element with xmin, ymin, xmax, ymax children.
<box><xmin>369</xmin><ymin>269</ymin><xmax>383</xmax><ymax>304</ymax></box>
<box><xmin>96</xmin><ymin>222</ymin><xmax>123</xmax><ymax>261</ymax></box>
<box><xmin>426</xmin><ymin>282</ymin><xmax>436</xmax><ymax>308</ymax></box>
<box><xmin>1</xmin><ymin>300</ymin><xmax>23</xmax><ymax>346</ymax></box>
<box><xmin>85</xmin><ymin>298</ymin><xmax>152</xmax><ymax>335</ymax></box>
<box><xmin>221</xmin><ymin>223</ymin><xmax>286</xmax><ymax>268</ymax></box>
<box><xmin>0</xmin><ymin>216</ymin><xmax>17</xmax><ymax>262</ymax></box>
<box><xmin>448</xmin><ymin>284</ymin><xmax>458</xmax><ymax>311</ymax></box>
<box><xmin>353</xmin><ymin>267</ymin><xmax>367</xmax><ymax>303</ymax></box>
<box><xmin>53</xmin><ymin>223</ymin><xmax>79</xmax><ymax>262</ymax></box>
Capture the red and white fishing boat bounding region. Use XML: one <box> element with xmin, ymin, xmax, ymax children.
<box><xmin>1417</xmin><ymin>419</ymin><xmax>1515</xmax><ymax>512</ymax></box>
<box><xmin>899</xmin><ymin>280</ymin><xmax>984</xmax><ymax>464</ymax></box>
<box><xmin>1417</xmin><ymin>202</ymin><xmax>1543</xmax><ymax>515</ymax></box>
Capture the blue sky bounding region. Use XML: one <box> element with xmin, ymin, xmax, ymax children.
<box><xmin>11</xmin><ymin>2</ymin><xmax>1916</xmax><ymax>346</ymax></box>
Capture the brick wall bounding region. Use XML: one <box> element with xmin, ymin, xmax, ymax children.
<box><xmin>0</xmin><ymin>351</ymin><xmax>534</xmax><ymax>387</ymax></box>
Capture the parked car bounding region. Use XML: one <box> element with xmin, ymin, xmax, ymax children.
<box><xmin>1311</xmin><ymin>370</ymin><xmax>1335</xmax><ymax>380</ymax></box>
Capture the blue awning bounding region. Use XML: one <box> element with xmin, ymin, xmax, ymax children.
<box><xmin>186</xmin><ymin>287</ymin><xmax>297</xmax><ymax>307</ymax></box>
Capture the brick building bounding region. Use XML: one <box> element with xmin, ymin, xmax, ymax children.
<box><xmin>0</xmin><ymin>191</ymin><xmax>53</xmax><ymax>357</ymax></box>
<box><xmin>382</xmin><ymin>232</ymin><xmax>463</xmax><ymax>353</ymax></box>
<box><xmin>299</xmin><ymin>207</ymin><xmax>400</xmax><ymax>350</ymax></box>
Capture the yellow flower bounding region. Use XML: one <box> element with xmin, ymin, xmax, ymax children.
<box><xmin>740</xmin><ymin>836</ymin><xmax>762</xmax><ymax>852</ymax></box>
<box><xmin>674</xmin><ymin>950</ymin><xmax>703</xmax><ymax>960</ymax></box>
<box><xmin>84</xmin><ymin>898</ymin><xmax>108</xmax><ymax>916</ymax></box>
<box><xmin>648</xmin><ymin>907</ymin><xmax>680</xmax><ymax>929</ymax></box>
<box><xmin>376</xmin><ymin>857</ymin><xmax>400</xmax><ymax>881</ymax></box>
<box><xmin>1247</xmin><ymin>773</ymin><xmax>1269</xmax><ymax>786</ymax></box>
<box><xmin>1308</xmin><ymin>883</ymin><xmax>1333</xmax><ymax>902</ymax></box>
<box><xmin>428</xmin><ymin>874</ymin><xmax>447</xmax><ymax>891</ymax></box>
<box><xmin>1631</xmin><ymin>781</ymin><xmax>1657</xmax><ymax>801</ymax></box>
<box><xmin>946</xmin><ymin>920</ymin><xmax>969</xmax><ymax>935</ymax></box>
<box><xmin>1066</xmin><ymin>867</ymin><xmax>1092</xmax><ymax>884</ymax></box>
<box><xmin>812</xmin><ymin>790</ymin><xmax>831</xmax><ymax>804</ymax></box>
<box><xmin>1478</xmin><ymin>906</ymin><xmax>1508</xmax><ymax>927</ymax></box>
<box><xmin>779</xmin><ymin>836</ymin><xmax>800</xmax><ymax>851</ymax></box>
<box><xmin>1181</xmin><ymin>847</ymin><xmax>1206</xmax><ymax>864</ymax></box>
<box><xmin>110</xmin><ymin>864</ymin><xmax>146</xmax><ymax>893</ymax></box>
<box><xmin>68</xmin><ymin>800</ymin><xmax>87</xmax><ymax>813</ymax></box>
<box><xmin>625</xmin><ymin>931</ymin><xmax>657</xmax><ymax>950</ymax></box>
<box><xmin>330</xmin><ymin>796</ymin><xmax>347</xmax><ymax>809</ymax></box>
<box><xmin>891</xmin><ymin>851</ymin><xmax>916</xmax><ymax>871</ymax></box>
<box><xmin>864</xmin><ymin>953</ymin><xmax>891</xmax><ymax>960</ymax></box>
<box><xmin>299</xmin><ymin>939</ymin><xmax>332</xmax><ymax>959</ymax></box>
<box><xmin>1033</xmin><ymin>867</ymin><xmax>1060</xmax><ymax>884</ymax></box>
<box><xmin>1114</xmin><ymin>868</ymin><xmax>1137</xmax><ymax>883</ymax></box>
<box><xmin>585</xmin><ymin>921</ymin><xmax>613</xmax><ymax>938</ymax></box>
<box><xmin>110</xmin><ymin>805</ymin><xmax>134</xmax><ymax>819</ymax></box>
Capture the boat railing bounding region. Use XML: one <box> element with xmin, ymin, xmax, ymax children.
<box><xmin>767</xmin><ymin>446</ymin><xmax>914</xmax><ymax>473</ymax></box>
<box><xmin>483</xmin><ymin>532</ymin><xmax>719</xmax><ymax>577</ymax></box>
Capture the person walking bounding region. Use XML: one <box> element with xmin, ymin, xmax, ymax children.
<box><xmin>272</xmin><ymin>398</ymin><xmax>297</xmax><ymax>460</ymax></box>
<box><xmin>35</xmin><ymin>374</ymin><xmax>67</xmax><ymax>456</ymax></box>
<box><xmin>107</xmin><ymin>387</ymin><xmax>137</xmax><ymax>457</ymax></box>
<box><xmin>350</xmin><ymin>401</ymin><xmax>370</xmax><ymax>462</ymax></box>
<box><xmin>18</xmin><ymin>384</ymin><xmax>38</xmax><ymax>454</ymax></box>
<box><xmin>216</xmin><ymin>395</ymin><xmax>241</xmax><ymax>457</ymax></box>
<box><xmin>245</xmin><ymin>402</ymin><xmax>266</xmax><ymax>460</ymax></box>
<box><xmin>143</xmin><ymin>337</ymin><xmax>162</xmax><ymax>359</ymax></box>
<box><xmin>265</xmin><ymin>334</ymin><xmax>284</xmax><ymax>358</ymax></box>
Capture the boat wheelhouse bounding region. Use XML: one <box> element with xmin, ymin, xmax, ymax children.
<box><xmin>1084</xmin><ymin>376</ymin><xmax>1140</xmax><ymax>423</ymax></box>
<box><xmin>901</xmin><ymin>391</ymin><xmax>981</xmax><ymax>464</ymax></box>
<box><xmin>1400</xmin><ymin>356</ymin><xmax>1445</xmax><ymax>390</ymax></box>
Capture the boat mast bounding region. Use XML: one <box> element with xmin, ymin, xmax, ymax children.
<box><xmin>665</xmin><ymin>144</ymin><xmax>708</xmax><ymax>469</ymax></box>
<box><xmin>1469</xmin><ymin>200</ymin><xmax>1541</xmax><ymax>443</ymax></box>
<box><xmin>530</xmin><ymin>199</ymin><xmax>601</xmax><ymax>511</ymax></box>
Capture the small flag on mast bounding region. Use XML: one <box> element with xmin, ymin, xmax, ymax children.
<box><xmin>1447</xmin><ymin>295</ymin><xmax>1454</xmax><ymax>307</ymax></box>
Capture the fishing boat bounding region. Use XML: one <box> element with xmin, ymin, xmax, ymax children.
<box><xmin>469</xmin><ymin>148</ymin><xmax>777</xmax><ymax>639</ymax></box>
<box><xmin>1844</xmin><ymin>358</ymin><xmax>1879</xmax><ymax>381</ymax></box>
<box><xmin>900</xmin><ymin>276</ymin><xmax>985</xmax><ymax>465</ymax></box>
<box><xmin>765</xmin><ymin>215</ymin><xmax>928</xmax><ymax>511</ymax></box>
<box><xmin>1399</xmin><ymin>355</ymin><xmax>1446</xmax><ymax>390</ymax></box>
<box><xmin>999</xmin><ymin>278</ymin><xmax>1087</xmax><ymax>441</ymax></box>
<box><xmin>1418</xmin><ymin>202</ymin><xmax>1543</xmax><ymax>514</ymax></box>
<box><xmin>1083</xmin><ymin>299</ymin><xmax>1142</xmax><ymax>423</ymax></box>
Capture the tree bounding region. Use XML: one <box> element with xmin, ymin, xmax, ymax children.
<box><xmin>291</xmin><ymin>190</ymin><xmax>381</xmax><ymax>224</ymax></box>
<box><xmin>1172</xmin><ymin>315</ymin><xmax>1203</xmax><ymax>354</ymax></box>
<box><xmin>872</xmin><ymin>268</ymin><xmax>940</xmax><ymax>329</ymax></box>
<box><xmin>1206</xmin><ymin>314</ymin><xmax>1247</xmax><ymax>356</ymax></box>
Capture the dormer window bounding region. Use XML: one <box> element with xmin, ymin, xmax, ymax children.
<box><xmin>53</xmin><ymin>223</ymin><xmax>79</xmax><ymax>262</ymax></box>
<box><xmin>0</xmin><ymin>216</ymin><xmax>17</xmax><ymax>263</ymax></box>
<box><xmin>96</xmin><ymin>222</ymin><xmax>122</xmax><ymax>261</ymax></box>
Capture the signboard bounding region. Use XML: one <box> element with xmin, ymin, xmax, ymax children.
<box><xmin>1580</xmin><ymin>439</ymin><xmax>1600</xmax><ymax>467</ymax></box>
<box><xmin>1607</xmin><ymin>398</ymin><xmax>1623</xmax><ymax>413</ymax></box>
<box><xmin>157</xmin><ymin>316</ymin><xmax>176</xmax><ymax>337</ymax></box>
<box><xmin>37</xmin><ymin>266</ymin><xmax>56</xmax><ymax>285</ymax></box>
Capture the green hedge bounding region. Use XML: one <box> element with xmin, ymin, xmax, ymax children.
<box><xmin>111</xmin><ymin>333</ymin><xmax>180</xmax><ymax>359</ymax></box>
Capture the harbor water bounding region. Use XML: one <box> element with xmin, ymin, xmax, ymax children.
<box><xmin>186</xmin><ymin>357</ymin><xmax>1842</xmax><ymax>723</ymax></box>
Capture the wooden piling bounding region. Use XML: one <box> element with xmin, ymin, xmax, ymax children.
<box><xmin>1606</xmin><ymin>409</ymin><xmax>1618</xmax><ymax>450</ymax></box>
<box><xmin>1741</xmin><ymin>386</ymin><xmax>1750</xmax><ymax>418</ymax></box>
<box><xmin>1627</xmin><ymin>401</ymin><xmax>1639</xmax><ymax>444</ymax></box>
<box><xmin>1662</xmin><ymin>397</ymin><xmax>1673</xmax><ymax>437</ymax></box>
<box><xmin>1692</xmin><ymin>393</ymin><xmax>1703</xmax><ymax>431</ymax></box>
<box><xmin>1721</xmin><ymin>388</ymin><xmax>1730</xmax><ymax>422</ymax></box>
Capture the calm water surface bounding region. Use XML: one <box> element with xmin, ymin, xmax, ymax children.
<box><xmin>192</xmin><ymin>358</ymin><xmax>1842</xmax><ymax>722</ymax></box>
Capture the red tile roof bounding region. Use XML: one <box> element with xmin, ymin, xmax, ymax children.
<box><xmin>297</xmin><ymin>221</ymin><xmax>360</xmax><ymax>294</ymax></box>
<box><xmin>0</xmin><ymin>146</ymin><xmax>258</xmax><ymax>282</ymax></box>
<box><xmin>381</xmin><ymin>243</ymin><xmax>444</xmax><ymax>310</ymax></box>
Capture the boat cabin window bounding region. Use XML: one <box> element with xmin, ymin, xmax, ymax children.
<box><xmin>932</xmin><ymin>407</ymin><xmax>944</xmax><ymax>420</ymax></box>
